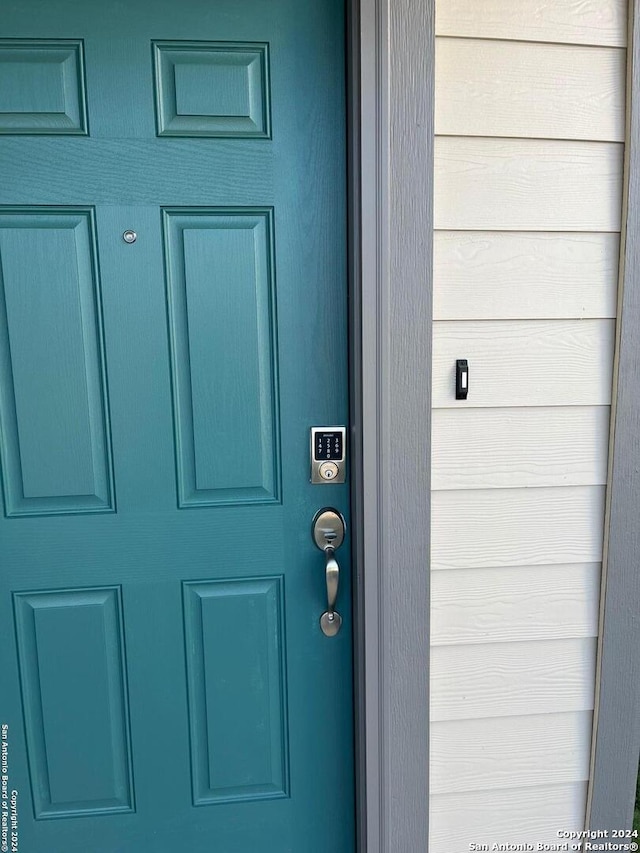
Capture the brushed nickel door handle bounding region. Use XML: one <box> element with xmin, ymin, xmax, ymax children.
<box><xmin>312</xmin><ymin>508</ymin><xmax>346</xmax><ymax>637</ymax></box>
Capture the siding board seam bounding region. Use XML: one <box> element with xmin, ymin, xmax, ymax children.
<box><xmin>432</xmin><ymin>317</ymin><xmax>615</xmax><ymax>322</ymax></box>
<box><xmin>434</xmin><ymin>229</ymin><xmax>621</xmax><ymax>234</ymax></box>
<box><xmin>436</xmin><ymin>35</ymin><xmax>627</xmax><ymax>51</ymax></box>
<box><xmin>431</xmin><ymin>637</ymin><xmax>599</xmax><ymax>649</ymax></box>
<box><xmin>430</xmin><ymin>710</ymin><xmax>597</xmax><ymax>726</ymax></box>
<box><xmin>435</xmin><ymin>134</ymin><xmax>624</xmax><ymax>145</ymax></box>
<box><xmin>431</xmin><ymin>485</ymin><xmax>606</xmax><ymax>493</ymax></box>
<box><xmin>431</xmin><ymin>405</ymin><xmax>612</xmax><ymax>411</ymax></box>
<box><xmin>433</xmin><ymin>34</ymin><xmax>626</xmax><ymax>50</ymax></box>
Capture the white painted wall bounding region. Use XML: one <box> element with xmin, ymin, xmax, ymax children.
<box><xmin>430</xmin><ymin>1</ymin><xmax>627</xmax><ymax>848</ymax></box>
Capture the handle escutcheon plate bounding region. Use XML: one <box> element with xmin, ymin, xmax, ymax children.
<box><xmin>320</xmin><ymin>610</ymin><xmax>342</xmax><ymax>637</ymax></box>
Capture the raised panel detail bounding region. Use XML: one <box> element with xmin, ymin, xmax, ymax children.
<box><xmin>153</xmin><ymin>42</ymin><xmax>271</xmax><ymax>138</ymax></box>
<box><xmin>163</xmin><ymin>209</ymin><xmax>280</xmax><ymax>507</ymax></box>
<box><xmin>13</xmin><ymin>587</ymin><xmax>134</xmax><ymax>818</ymax></box>
<box><xmin>183</xmin><ymin>577</ymin><xmax>289</xmax><ymax>805</ymax></box>
<box><xmin>0</xmin><ymin>209</ymin><xmax>114</xmax><ymax>516</ymax></box>
<box><xmin>0</xmin><ymin>40</ymin><xmax>87</xmax><ymax>135</ymax></box>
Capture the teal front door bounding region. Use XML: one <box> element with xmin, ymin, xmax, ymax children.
<box><xmin>0</xmin><ymin>2</ymin><xmax>354</xmax><ymax>851</ymax></box>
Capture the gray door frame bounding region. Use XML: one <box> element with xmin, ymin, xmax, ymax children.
<box><xmin>349</xmin><ymin>0</ymin><xmax>434</xmax><ymax>849</ymax></box>
<box><xmin>587</xmin><ymin>0</ymin><xmax>640</xmax><ymax>830</ymax></box>
<box><xmin>349</xmin><ymin>0</ymin><xmax>640</xmax><ymax>841</ymax></box>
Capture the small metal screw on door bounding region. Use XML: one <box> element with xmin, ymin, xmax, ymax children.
<box><xmin>312</xmin><ymin>508</ymin><xmax>346</xmax><ymax>637</ymax></box>
<box><xmin>122</xmin><ymin>230</ymin><xmax>137</xmax><ymax>244</ymax></box>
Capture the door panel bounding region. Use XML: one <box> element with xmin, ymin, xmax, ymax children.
<box><xmin>0</xmin><ymin>2</ymin><xmax>353</xmax><ymax>851</ymax></box>
<box><xmin>152</xmin><ymin>41</ymin><xmax>271</xmax><ymax>138</ymax></box>
<box><xmin>0</xmin><ymin>209</ymin><xmax>114</xmax><ymax>516</ymax></box>
<box><xmin>14</xmin><ymin>587</ymin><xmax>133</xmax><ymax>818</ymax></box>
<box><xmin>182</xmin><ymin>577</ymin><xmax>288</xmax><ymax>805</ymax></box>
<box><xmin>0</xmin><ymin>39</ymin><xmax>88</xmax><ymax>135</ymax></box>
<box><xmin>163</xmin><ymin>208</ymin><xmax>280</xmax><ymax>506</ymax></box>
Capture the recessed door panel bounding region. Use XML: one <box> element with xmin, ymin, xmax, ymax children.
<box><xmin>13</xmin><ymin>587</ymin><xmax>133</xmax><ymax>818</ymax></box>
<box><xmin>0</xmin><ymin>40</ymin><xmax>88</xmax><ymax>135</ymax></box>
<box><xmin>153</xmin><ymin>41</ymin><xmax>271</xmax><ymax>138</ymax></box>
<box><xmin>0</xmin><ymin>209</ymin><xmax>114</xmax><ymax>516</ymax></box>
<box><xmin>163</xmin><ymin>208</ymin><xmax>280</xmax><ymax>507</ymax></box>
<box><xmin>183</xmin><ymin>577</ymin><xmax>288</xmax><ymax>804</ymax></box>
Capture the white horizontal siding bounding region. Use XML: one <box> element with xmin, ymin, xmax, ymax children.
<box><xmin>434</xmin><ymin>138</ymin><xmax>623</xmax><ymax>231</ymax></box>
<box><xmin>431</xmin><ymin>563</ymin><xmax>601</xmax><ymax>645</ymax></box>
<box><xmin>436</xmin><ymin>39</ymin><xmax>625</xmax><ymax>141</ymax></box>
<box><xmin>435</xmin><ymin>0</ymin><xmax>626</xmax><ymax>47</ymax></box>
<box><xmin>431</xmin><ymin>0</ymin><xmax>622</xmax><ymax>843</ymax></box>
<box><xmin>432</xmin><ymin>486</ymin><xmax>605</xmax><ymax>569</ymax></box>
<box><xmin>434</xmin><ymin>231</ymin><xmax>619</xmax><ymax>320</ymax></box>
<box><xmin>432</xmin><ymin>406</ymin><xmax>610</xmax><ymax>489</ymax></box>
<box><xmin>433</xmin><ymin>320</ymin><xmax>615</xmax><ymax>408</ymax></box>
<box><xmin>430</xmin><ymin>783</ymin><xmax>588</xmax><ymax>853</ymax></box>
<box><xmin>430</xmin><ymin>711</ymin><xmax>593</xmax><ymax>794</ymax></box>
<box><xmin>431</xmin><ymin>638</ymin><xmax>597</xmax><ymax>721</ymax></box>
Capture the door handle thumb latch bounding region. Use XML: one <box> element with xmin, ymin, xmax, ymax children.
<box><xmin>312</xmin><ymin>508</ymin><xmax>346</xmax><ymax>637</ymax></box>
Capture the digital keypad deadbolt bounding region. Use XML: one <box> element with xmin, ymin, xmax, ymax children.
<box><xmin>310</xmin><ymin>427</ymin><xmax>347</xmax><ymax>484</ymax></box>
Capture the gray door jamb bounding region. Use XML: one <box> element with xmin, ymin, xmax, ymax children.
<box><xmin>350</xmin><ymin>1</ymin><xmax>434</xmax><ymax>849</ymax></box>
